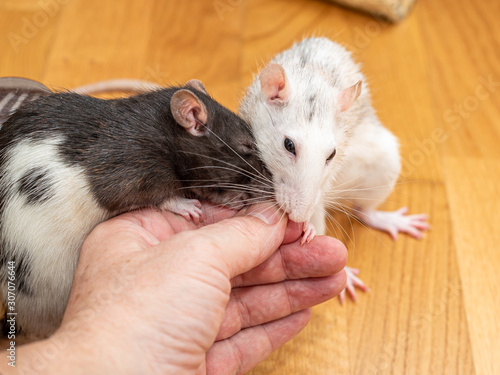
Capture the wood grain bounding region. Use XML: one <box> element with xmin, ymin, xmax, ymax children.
<box><xmin>0</xmin><ymin>0</ymin><xmax>498</xmax><ymax>373</ymax></box>
<box><xmin>443</xmin><ymin>158</ymin><xmax>500</xmax><ymax>375</ymax></box>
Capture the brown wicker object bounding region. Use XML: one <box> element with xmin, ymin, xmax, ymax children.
<box><xmin>326</xmin><ymin>0</ymin><xmax>417</xmax><ymax>22</ymax></box>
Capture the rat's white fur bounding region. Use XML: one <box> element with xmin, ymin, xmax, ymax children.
<box><xmin>0</xmin><ymin>138</ymin><xmax>109</xmax><ymax>337</ymax></box>
<box><xmin>239</xmin><ymin>37</ymin><xmax>400</xmax><ymax>234</ymax></box>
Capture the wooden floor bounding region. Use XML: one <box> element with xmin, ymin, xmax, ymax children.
<box><xmin>1</xmin><ymin>0</ymin><xmax>499</xmax><ymax>373</ymax></box>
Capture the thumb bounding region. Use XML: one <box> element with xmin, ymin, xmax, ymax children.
<box><xmin>178</xmin><ymin>203</ymin><xmax>287</xmax><ymax>279</ymax></box>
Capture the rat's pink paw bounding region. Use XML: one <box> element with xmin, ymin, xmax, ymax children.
<box><xmin>338</xmin><ymin>267</ymin><xmax>369</xmax><ymax>304</ymax></box>
<box><xmin>301</xmin><ymin>221</ymin><xmax>317</xmax><ymax>245</ymax></box>
<box><xmin>357</xmin><ymin>207</ymin><xmax>430</xmax><ymax>240</ymax></box>
<box><xmin>161</xmin><ymin>197</ymin><xmax>203</xmax><ymax>224</ymax></box>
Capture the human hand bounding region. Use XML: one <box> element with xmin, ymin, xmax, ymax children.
<box><xmin>12</xmin><ymin>203</ymin><xmax>347</xmax><ymax>374</ymax></box>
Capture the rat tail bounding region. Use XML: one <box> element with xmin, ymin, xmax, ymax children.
<box><xmin>71</xmin><ymin>79</ymin><xmax>163</xmax><ymax>95</ymax></box>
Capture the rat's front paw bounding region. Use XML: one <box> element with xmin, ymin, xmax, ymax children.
<box><xmin>161</xmin><ymin>197</ymin><xmax>203</xmax><ymax>224</ymax></box>
<box><xmin>338</xmin><ymin>267</ymin><xmax>369</xmax><ymax>304</ymax></box>
<box><xmin>301</xmin><ymin>221</ymin><xmax>317</xmax><ymax>245</ymax></box>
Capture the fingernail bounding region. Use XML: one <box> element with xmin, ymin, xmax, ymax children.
<box><xmin>244</xmin><ymin>203</ymin><xmax>282</xmax><ymax>225</ymax></box>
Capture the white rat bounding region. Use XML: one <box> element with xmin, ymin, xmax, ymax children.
<box><xmin>239</xmin><ymin>37</ymin><xmax>429</xmax><ymax>301</ymax></box>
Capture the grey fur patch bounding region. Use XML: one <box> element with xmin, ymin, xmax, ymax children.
<box><xmin>300</xmin><ymin>54</ymin><xmax>308</xmax><ymax>68</ymax></box>
<box><xmin>17</xmin><ymin>167</ymin><xmax>54</xmax><ymax>204</ymax></box>
<box><xmin>13</xmin><ymin>253</ymin><xmax>33</xmax><ymax>296</ymax></box>
<box><xmin>0</xmin><ymin>248</ymin><xmax>33</xmax><ymax>297</ymax></box>
<box><xmin>308</xmin><ymin>96</ymin><xmax>317</xmax><ymax>122</ymax></box>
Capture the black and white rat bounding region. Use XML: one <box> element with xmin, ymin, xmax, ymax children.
<box><xmin>239</xmin><ymin>37</ymin><xmax>430</xmax><ymax>300</ymax></box>
<box><xmin>0</xmin><ymin>79</ymin><xmax>273</xmax><ymax>338</ymax></box>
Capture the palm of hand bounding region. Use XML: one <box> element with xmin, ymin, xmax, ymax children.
<box><xmin>58</xmin><ymin>204</ymin><xmax>346</xmax><ymax>374</ymax></box>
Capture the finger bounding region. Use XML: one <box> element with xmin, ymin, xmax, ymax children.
<box><xmin>106</xmin><ymin>202</ymin><xmax>279</xmax><ymax>246</ymax></box>
<box><xmin>217</xmin><ymin>271</ymin><xmax>346</xmax><ymax>340</ymax></box>
<box><xmin>200</xmin><ymin>203</ymin><xmax>239</xmax><ymax>225</ymax></box>
<box><xmin>283</xmin><ymin>220</ymin><xmax>303</xmax><ymax>245</ymax></box>
<box><xmin>231</xmin><ymin>235</ymin><xmax>347</xmax><ymax>287</ymax></box>
<box><xmin>206</xmin><ymin>309</ymin><xmax>312</xmax><ymax>375</ymax></box>
<box><xmin>99</xmin><ymin>203</ymin><xmax>251</xmax><ymax>251</ymax></box>
<box><xmin>106</xmin><ymin>208</ymin><xmax>194</xmax><ymax>247</ymax></box>
<box><xmin>160</xmin><ymin>203</ymin><xmax>288</xmax><ymax>279</ymax></box>
<box><xmin>133</xmin><ymin>203</ymin><xmax>239</xmax><ymax>240</ymax></box>
<box><xmin>91</xmin><ymin>204</ymin><xmax>288</xmax><ymax>278</ymax></box>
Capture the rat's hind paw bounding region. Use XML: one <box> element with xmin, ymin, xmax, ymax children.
<box><xmin>356</xmin><ymin>207</ymin><xmax>430</xmax><ymax>240</ymax></box>
<box><xmin>161</xmin><ymin>197</ymin><xmax>203</xmax><ymax>224</ymax></box>
<box><xmin>338</xmin><ymin>267</ymin><xmax>369</xmax><ymax>304</ymax></box>
<box><xmin>301</xmin><ymin>221</ymin><xmax>317</xmax><ymax>245</ymax></box>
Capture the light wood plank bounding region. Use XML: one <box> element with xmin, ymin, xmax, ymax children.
<box><xmin>143</xmin><ymin>0</ymin><xmax>245</xmax><ymax>110</ymax></box>
<box><xmin>419</xmin><ymin>0</ymin><xmax>500</xmax><ymax>159</ymax></box>
<box><xmin>0</xmin><ymin>0</ymin><xmax>61</xmax><ymax>79</ymax></box>
<box><xmin>41</xmin><ymin>0</ymin><xmax>154</xmax><ymax>88</ymax></box>
<box><xmin>443</xmin><ymin>157</ymin><xmax>500</xmax><ymax>375</ymax></box>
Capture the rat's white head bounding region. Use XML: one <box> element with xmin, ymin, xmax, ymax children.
<box><xmin>240</xmin><ymin>62</ymin><xmax>362</xmax><ymax>223</ymax></box>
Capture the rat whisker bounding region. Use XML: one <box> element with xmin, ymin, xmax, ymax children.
<box><xmin>213</xmin><ymin>196</ymin><xmax>276</xmax><ymax>212</ymax></box>
<box><xmin>327</xmin><ymin>202</ymin><xmax>358</xmax><ymax>250</ymax></box>
<box><xmin>324</xmin><ymin>201</ymin><xmax>393</xmax><ymax>251</ymax></box>
<box><xmin>224</xmin><ymin>197</ymin><xmax>278</xmax><ymax>207</ymax></box>
<box><xmin>194</xmin><ymin>120</ymin><xmax>272</xmax><ymax>183</ymax></box>
<box><xmin>225</xmin><ymin>198</ymin><xmax>277</xmax><ymax>210</ymax></box>
<box><xmin>331</xmin><ymin>172</ymin><xmax>413</xmax><ymax>193</ymax></box>
<box><xmin>176</xmin><ymin>180</ymin><xmax>270</xmax><ymax>190</ymax></box>
<box><xmin>185</xmin><ymin>163</ymin><xmax>272</xmax><ymax>188</ymax></box>
<box><xmin>175</xmin><ymin>184</ymin><xmax>275</xmax><ymax>197</ymax></box>
<box><xmin>330</xmin><ymin>174</ymin><xmax>395</xmax><ymax>192</ymax></box>
<box><xmin>180</xmin><ymin>152</ymin><xmax>273</xmax><ymax>188</ymax></box>
<box><xmin>330</xmin><ymin>184</ymin><xmax>397</xmax><ymax>194</ymax></box>
<box><xmin>177</xmin><ymin>179</ymin><xmax>272</xmax><ymax>192</ymax></box>
<box><xmin>330</xmin><ymin>173</ymin><xmax>371</xmax><ymax>190</ymax></box>
<box><xmin>178</xmin><ymin>150</ymin><xmax>271</xmax><ymax>185</ymax></box>
<box><xmin>184</xmin><ymin>164</ymin><xmax>270</xmax><ymax>188</ymax></box>
<box><xmin>324</xmin><ymin>208</ymin><xmax>355</xmax><ymax>246</ymax></box>
<box><xmin>179</xmin><ymin>176</ymin><xmax>273</xmax><ymax>193</ymax></box>
<box><xmin>324</xmin><ymin>193</ymin><xmax>408</xmax><ymax>208</ymax></box>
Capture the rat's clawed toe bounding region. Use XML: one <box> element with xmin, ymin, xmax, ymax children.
<box><xmin>355</xmin><ymin>207</ymin><xmax>430</xmax><ymax>240</ymax></box>
<box><xmin>301</xmin><ymin>221</ymin><xmax>317</xmax><ymax>245</ymax></box>
<box><xmin>161</xmin><ymin>197</ymin><xmax>203</xmax><ymax>224</ymax></box>
<box><xmin>180</xmin><ymin>199</ymin><xmax>203</xmax><ymax>224</ymax></box>
<box><xmin>339</xmin><ymin>267</ymin><xmax>369</xmax><ymax>304</ymax></box>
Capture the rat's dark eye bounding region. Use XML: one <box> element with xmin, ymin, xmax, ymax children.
<box><xmin>326</xmin><ymin>148</ymin><xmax>336</xmax><ymax>162</ymax></box>
<box><xmin>284</xmin><ymin>138</ymin><xmax>296</xmax><ymax>155</ymax></box>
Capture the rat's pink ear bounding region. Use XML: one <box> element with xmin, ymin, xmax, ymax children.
<box><xmin>185</xmin><ymin>79</ymin><xmax>208</xmax><ymax>94</ymax></box>
<box><xmin>171</xmin><ymin>89</ymin><xmax>208</xmax><ymax>136</ymax></box>
<box><xmin>338</xmin><ymin>80</ymin><xmax>362</xmax><ymax>112</ymax></box>
<box><xmin>259</xmin><ymin>63</ymin><xmax>290</xmax><ymax>104</ymax></box>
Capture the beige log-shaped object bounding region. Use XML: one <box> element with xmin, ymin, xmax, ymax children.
<box><xmin>326</xmin><ymin>0</ymin><xmax>417</xmax><ymax>22</ymax></box>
